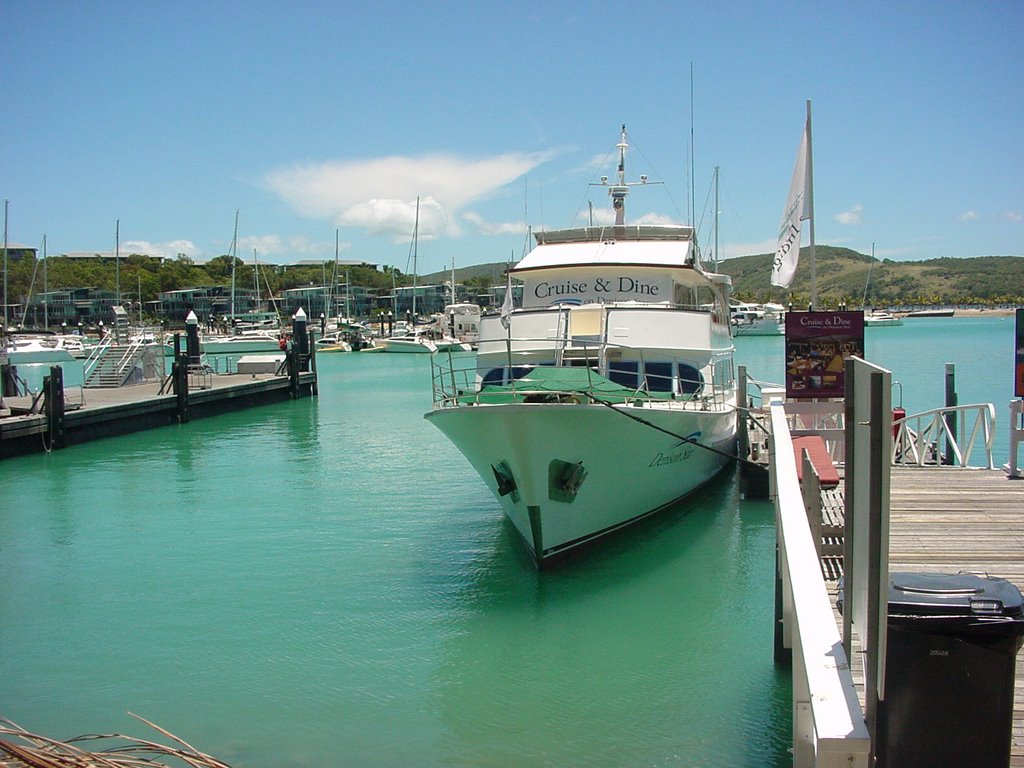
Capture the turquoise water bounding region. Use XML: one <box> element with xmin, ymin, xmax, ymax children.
<box><xmin>1</xmin><ymin>316</ymin><xmax>1015</xmax><ymax>765</ymax></box>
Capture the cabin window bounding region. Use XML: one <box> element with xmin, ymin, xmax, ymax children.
<box><xmin>482</xmin><ymin>366</ymin><xmax>533</xmax><ymax>386</ymax></box>
<box><xmin>678</xmin><ymin>364</ymin><xmax>704</xmax><ymax>395</ymax></box>
<box><xmin>643</xmin><ymin>362</ymin><xmax>674</xmax><ymax>392</ymax></box>
<box><xmin>608</xmin><ymin>361</ymin><xmax>639</xmax><ymax>388</ymax></box>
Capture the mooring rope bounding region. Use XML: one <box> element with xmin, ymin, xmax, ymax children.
<box><xmin>583</xmin><ymin>393</ymin><xmax>765</xmax><ymax>469</ymax></box>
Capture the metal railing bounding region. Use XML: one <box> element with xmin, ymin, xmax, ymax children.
<box><xmin>1007</xmin><ymin>400</ymin><xmax>1024</xmax><ymax>478</ymax></box>
<box><xmin>892</xmin><ymin>402</ymin><xmax>996</xmax><ymax>469</ymax></box>
<box><xmin>428</xmin><ymin>338</ymin><xmax>735</xmax><ymax>412</ymax></box>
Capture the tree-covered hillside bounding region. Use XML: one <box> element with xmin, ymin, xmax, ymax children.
<box><xmin>718</xmin><ymin>247</ymin><xmax>1024</xmax><ymax>306</ymax></box>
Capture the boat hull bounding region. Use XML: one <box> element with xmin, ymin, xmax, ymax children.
<box><xmin>426</xmin><ymin>401</ymin><xmax>737</xmax><ymax>564</ymax></box>
<box><xmin>380</xmin><ymin>339</ymin><xmax>437</xmax><ymax>353</ymax></box>
<box><xmin>5</xmin><ymin>348</ymin><xmax>76</xmax><ymax>364</ymax></box>
<box><xmin>201</xmin><ymin>338</ymin><xmax>281</xmax><ymax>354</ymax></box>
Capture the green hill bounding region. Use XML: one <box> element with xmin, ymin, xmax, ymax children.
<box><xmin>719</xmin><ymin>247</ymin><xmax>1024</xmax><ymax>306</ymax></box>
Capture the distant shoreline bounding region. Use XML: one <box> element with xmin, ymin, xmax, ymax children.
<box><xmin>862</xmin><ymin>307</ymin><xmax>1016</xmax><ymax>317</ymax></box>
<box><xmin>946</xmin><ymin>308</ymin><xmax>1015</xmax><ymax>317</ymax></box>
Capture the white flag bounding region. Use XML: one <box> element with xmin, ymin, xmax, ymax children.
<box><xmin>500</xmin><ymin>270</ymin><xmax>513</xmax><ymax>330</ymax></box>
<box><xmin>771</xmin><ymin>117</ymin><xmax>811</xmax><ymax>289</ymax></box>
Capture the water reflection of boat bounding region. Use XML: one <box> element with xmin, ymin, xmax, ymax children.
<box><xmin>425</xmin><ymin>126</ymin><xmax>738</xmax><ymax>566</ymax></box>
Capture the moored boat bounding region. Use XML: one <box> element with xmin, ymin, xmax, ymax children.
<box><xmin>379</xmin><ymin>329</ymin><xmax>438</xmax><ymax>353</ymax></box>
<box><xmin>2</xmin><ymin>332</ymin><xmax>77</xmax><ymax>364</ymax></box>
<box><xmin>731</xmin><ymin>301</ymin><xmax>785</xmax><ymax>336</ymax></box>
<box><xmin>863</xmin><ymin>310</ymin><xmax>903</xmax><ymax>327</ymax></box>
<box><xmin>424</xmin><ymin>126</ymin><xmax>738</xmax><ymax>566</ymax></box>
<box><xmin>201</xmin><ymin>330</ymin><xmax>282</xmax><ymax>354</ymax></box>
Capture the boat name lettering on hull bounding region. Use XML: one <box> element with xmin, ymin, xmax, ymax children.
<box><xmin>649</xmin><ymin>446</ymin><xmax>694</xmax><ymax>467</ymax></box>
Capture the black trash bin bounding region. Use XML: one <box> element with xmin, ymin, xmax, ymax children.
<box><xmin>876</xmin><ymin>571</ymin><xmax>1024</xmax><ymax>768</ymax></box>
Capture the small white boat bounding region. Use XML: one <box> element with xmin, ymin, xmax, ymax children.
<box><xmin>442</xmin><ymin>303</ymin><xmax>482</xmax><ymax>347</ymax></box>
<box><xmin>315</xmin><ymin>332</ymin><xmax>352</xmax><ymax>353</ymax></box>
<box><xmin>2</xmin><ymin>333</ymin><xmax>76</xmax><ymax>364</ymax></box>
<box><xmin>379</xmin><ymin>329</ymin><xmax>438</xmax><ymax>354</ymax></box>
<box><xmin>201</xmin><ymin>331</ymin><xmax>282</xmax><ymax>354</ymax></box>
<box><xmin>731</xmin><ymin>301</ymin><xmax>785</xmax><ymax>336</ymax></box>
<box><xmin>424</xmin><ymin>126</ymin><xmax>738</xmax><ymax>566</ymax></box>
<box><xmin>864</xmin><ymin>310</ymin><xmax>903</xmax><ymax>327</ymax></box>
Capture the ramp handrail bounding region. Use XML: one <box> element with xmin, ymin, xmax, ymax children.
<box><xmin>892</xmin><ymin>402</ymin><xmax>996</xmax><ymax>469</ymax></box>
<box><xmin>82</xmin><ymin>334</ymin><xmax>114</xmax><ymax>379</ymax></box>
<box><xmin>770</xmin><ymin>403</ymin><xmax>870</xmax><ymax>766</ymax></box>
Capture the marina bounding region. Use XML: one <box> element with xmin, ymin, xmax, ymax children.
<box><xmin>0</xmin><ymin>314</ymin><xmax>1021</xmax><ymax>765</ymax></box>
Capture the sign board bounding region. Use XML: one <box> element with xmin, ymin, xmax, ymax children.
<box><xmin>784</xmin><ymin>311</ymin><xmax>864</xmax><ymax>399</ymax></box>
<box><xmin>1016</xmin><ymin>308</ymin><xmax>1024</xmax><ymax>398</ymax></box>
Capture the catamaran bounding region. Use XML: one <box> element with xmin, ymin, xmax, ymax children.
<box><xmin>425</xmin><ymin>126</ymin><xmax>738</xmax><ymax>566</ymax></box>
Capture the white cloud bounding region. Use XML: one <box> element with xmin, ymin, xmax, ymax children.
<box><xmin>264</xmin><ymin>151</ymin><xmax>553</xmax><ymax>241</ymax></box>
<box><xmin>462</xmin><ymin>210</ymin><xmax>528</xmax><ymax>236</ymax></box>
<box><xmin>235</xmin><ymin>234</ymin><xmax>336</xmax><ymax>259</ymax></box>
<box><xmin>835</xmin><ymin>204</ymin><xmax>863</xmax><ymax>226</ymax></box>
<box><xmin>1003</xmin><ymin>211</ymin><xmax>1022</xmax><ymax>222</ymax></box>
<box><xmin>959</xmin><ymin>210</ymin><xmax>979</xmax><ymax>222</ymax></box>
<box><xmin>123</xmin><ymin>239</ymin><xmax>199</xmax><ymax>258</ymax></box>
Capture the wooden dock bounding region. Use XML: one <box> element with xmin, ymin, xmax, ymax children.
<box><xmin>0</xmin><ymin>367</ymin><xmax>317</xmax><ymax>459</ymax></box>
<box><xmin>825</xmin><ymin>467</ymin><xmax>1024</xmax><ymax>766</ymax></box>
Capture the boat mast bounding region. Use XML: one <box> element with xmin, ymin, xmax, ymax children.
<box><xmin>115</xmin><ymin>219</ymin><xmax>120</xmax><ymax>307</ymax></box>
<box><xmin>334</xmin><ymin>228</ymin><xmax>340</xmax><ymax>320</ymax></box>
<box><xmin>612</xmin><ymin>126</ymin><xmax>629</xmax><ymax>225</ymax></box>
<box><xmin>412</xmin><ymin>196</ymin><xmax>419</xmax><ymax>320</ymax></box>
<box><xmin>862</xmin><ymin>242</ymin><xmax>875</xmax><ymax>307</ymax></box>
<box><xmin>229</xmin><ymin>209</ymin><xmax>239</xmax><ymax>321</ymax></box>
<box><xmin>42</xmin><ymin>234</ymin><xmax>48</xmax><ymax>329</ymax></box>
<box><xmin>713</xmin><ymin>166</ymin><xmax>720</xmax><ymax>271</ymax></box>
<box><xmin>2</xmin><ymin>199</ymin><xmax>7</xmax><ymax>331</ymax></box>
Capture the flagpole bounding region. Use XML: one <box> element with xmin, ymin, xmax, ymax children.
<box><xmin>805</xmin><ymin>99</ymin><xmax>816</xmax><ymax>309</ymax></box>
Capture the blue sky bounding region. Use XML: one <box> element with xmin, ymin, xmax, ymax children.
<box><xmin>3</xmin><ymin>1</ymin><xmax>1022</xmax><ymax>274</ymax></box>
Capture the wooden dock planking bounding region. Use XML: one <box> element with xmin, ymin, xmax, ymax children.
<box><xmin>825</xmin><ymin>466</ymin><xmax>1024</xmax><ymax>766</ymax></box>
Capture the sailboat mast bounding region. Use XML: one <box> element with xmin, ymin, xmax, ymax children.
<box><xmin>42</xmin><ymin>234</ymin><xmax>48</xmax><ymax>329</ymax></box>
<box><xmin>412</xmin><ymin>196</ymin><xmax>419</xmax><ymax>319</ymax></box>
<box><xmin>713</xmin><ymin>166</ymin><xmax>720</xmax><ymax>270</ymax></box>
<box><xmin>805</xmin><ymin>99</ymin><xmax>816</xmax><ymax>308</ymax></box>
<box><xmin>229</xmin><ymin>209</ymin><xmax>239</xmax><ymax>321</ymax></box>
<box><xmin>2</xmin><ymin>199</ymin><xmax>7</xmax><ymax>330</ymax></box>
<box><xmin>862</xmin><ymin>242</ymin><xmax>875</xmax><ymax>307</ymax></box>
<box><xmin>115</xmin><ymin>219</ymin><xmax>120</xmax><ymax>307</ymax></box>
<box><xmin>334</xmin><ymin>229</ymin><xmax>341</xmax><ymax>320</ymax></box>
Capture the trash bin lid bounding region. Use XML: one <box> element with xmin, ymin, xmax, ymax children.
<box><xmin>889</xmin><ymin>572</ymin><xmax>1024</xmax><ymax>620</ymax></box>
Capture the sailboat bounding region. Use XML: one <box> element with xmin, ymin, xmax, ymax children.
<box><xmin>424</xmin><ymin>126</ymin><xmax>738</xmax><ymax>565</ymax></box>
<box><xmin>862</xmin><ymin>243</ymin><xmax>903</xmax><ymax>327</ymax></box>
<box><xmin>380</xmin><ymin>198</ymin><xmax>437</xmax><ymax>353</ymax></box>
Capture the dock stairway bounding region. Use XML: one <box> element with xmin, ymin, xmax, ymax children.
<box><xmin>84</xmin><ymin>336</ymin><xmax>165</xmax><ymax>388</ymax></box>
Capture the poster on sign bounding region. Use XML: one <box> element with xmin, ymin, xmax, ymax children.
<box><xmin>1015</xmin><ymin>309</ymin><xmax>1024</xmax><ymax>398</ymax></box>
<box><xmin>785</xmin><ymin>311</ymin><xmax>865</xmax><ymax>399</ymax></box>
